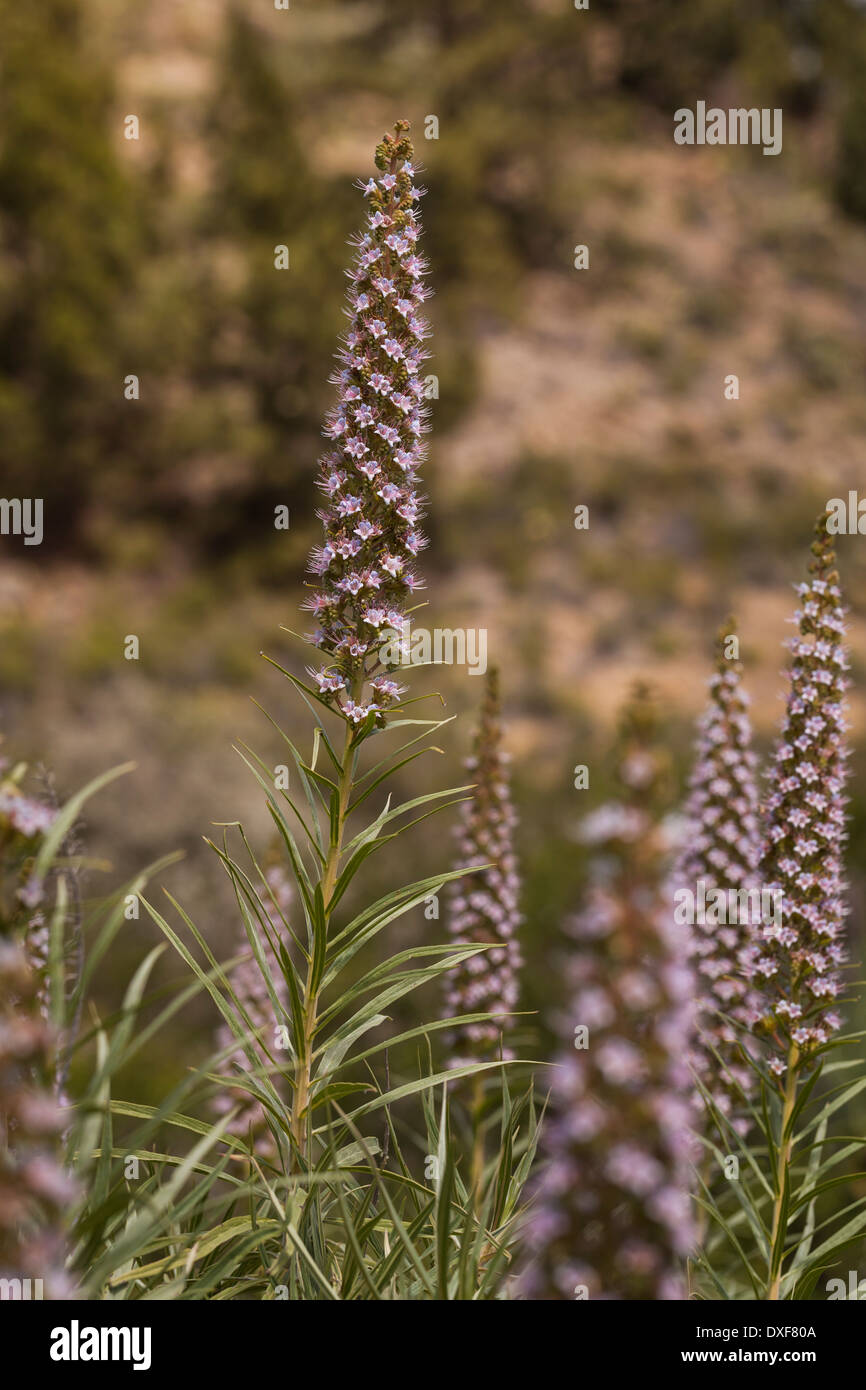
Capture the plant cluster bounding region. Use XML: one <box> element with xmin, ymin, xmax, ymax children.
<box><xmin>1</xmin><ymin>128</ymin><xmax>863</xmax><ymax>1304</ymax></box>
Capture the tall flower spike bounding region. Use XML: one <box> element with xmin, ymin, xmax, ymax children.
<box><xmin>0</xmin><ymin>761</ymin><xmax>75</xmax><ymax>1298</ymax></box>
<box><xmin>305</xmin><ymin>121</ymin><xmax>430</xmax><ymax>726</ymax></box>
<box><xmin>0</xmin><ymin>942</ymin><xmax>76</xmax><ymax>1299</ymax></box>
<box><xmin>443</xmin><ymin>668</ymin><xmax>522</xmax><ymax>1067</ymax></box>
<box><xmin>755</xmin><ymin>515</ymin><xmax>850</xmax><ymax>1072</ymax></box>
<box><xmin>213</xmin><ymin>864</ymin><xmax>292</xmax><ymax>1157</ymax></box>
<box><xmin>674</xmin><ymin>619</ymin><xmax>762</xmax><ymax>1123</ymax></box>
<box><xmin>0</xmin><ymin>757</ymin><xmax>59</xmax><ymax>1047</ymax></box>
<box><xmin>519</xmin><ymin>687</ymin><xmax>695</xmax><ymax>1301</ymax></box>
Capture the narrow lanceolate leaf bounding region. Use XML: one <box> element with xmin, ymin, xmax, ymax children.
<box><xmin>434</xmin><ymin>1087</ymin><xmax>455</xmax><ymax>1300</ymax></box>
<box><xmin>34</xmin><ymin>762</ymin><xmax>135</xmax><ymax>878</ymax></box>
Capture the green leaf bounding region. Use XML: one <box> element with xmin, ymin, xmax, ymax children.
<box><xmin>34</xmin><ymin>762</ymin><xmax>136</xmax><ymax>878</ymax></box>
<box><xmin>434</xmin><ymin>1086</ymin><xmax>455</xmax><ymax>1301</ymax></box>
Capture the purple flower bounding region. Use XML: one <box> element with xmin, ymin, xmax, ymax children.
<box><xmin>0</xmin><ymin>789</ymin><xmax>57</xmax><ymax>839</ymax></box>
<box><xmin>443</xmin><ymin>669</ymin><xmax>522</xmax><ymax>1067</ymax></box>
<box><xmin>214</xmin><ymin>865</ymin><xmax>293</xmax><ymax>1158</ymax></box>
<box><xmin>304</xmin><ymin>123</ymin><xmax>431</xmax><ymax>723</ymax></box>
<box><xmin>0</xmin><ymin>937</ymin><xmax>78</xmax><ymax>1297</ymax></box>
<box><xmin>672</xmin><ymin>620</ymin><xmax>762</xmax><ymax>1120</ymax></box>
<box><xmin>756</xmin><ymin>516</ymin><xmax>850</xmax><ymax>1063</ymax></box>
<box><xmin>519</xmin><ymin>688</ymin><xmax>696</xmax><ymax>1301</ymax></box>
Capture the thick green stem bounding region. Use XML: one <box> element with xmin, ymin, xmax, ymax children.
<box><xmin>290</xmin><ymin>719</ymin><xmax>356</xmax><ymax>1159</ymax></box>
<box><xmin>767</xmin><ymin>1043</ymin><xmax>799</xmax><ymax>1300</ymax></box>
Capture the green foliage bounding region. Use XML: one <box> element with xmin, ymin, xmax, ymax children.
<box><xmin>693</xmin><ymin>1026</ymin><xmax>866</xmax><ymax>1300</ymax></box>
<box><xmin>203</xmin><ymin>9</ymin><xmax>355</xmax><ymax>501</ymax></box>
<box><xmin>3</xmin><ymin>0</ymin><xmax>865</xmax><ymax>565</ymax></box>
<box><xmin>0</xmin><ymin>0</ymin><xmax>143</xmax><ymax>528</ymax></box>
<box><xmin>4</xmin><ymin>0</ymin><xmax>866</xmax><ymax>1305</ymax></box>
<box><xmin>55</xmin><ymin>658</ymin><xmax>537</xmax><ymax>1299</ymax></box>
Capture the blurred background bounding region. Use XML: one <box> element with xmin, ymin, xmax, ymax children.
<box><xmin>2</xmin><ymin>0</ymin><xmax>866</xmax><ymax>1137</ymax></box>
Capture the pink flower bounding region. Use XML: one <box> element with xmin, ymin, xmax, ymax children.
<box><xmin>672</xmin><ymin>620</ymin><xmax>762</xmax><ymax>1124</ymax></box>
<box><xmin>519</xmin><ymin>689</ymin><xmax>695</xmax><ymax>1301</ymax></box>
<box><xmin>304</xmin><ymin>127</ymin><xmax>432</xmax><ymax>723</ymax></box>
<box><xmin>443</xmin><ymin>669</ymin><xmax>522</xmax><ymax>1068</ymax></box>
<box><xmin>757</xmin><ymin>516</ymin><xmax>850</xmax><ymax>1061</ymax></box>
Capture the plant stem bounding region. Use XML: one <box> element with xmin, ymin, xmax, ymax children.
<box><xmin>695</xmin><ymin>1154</ymin><xmax>712</xmax><ymax>1249</ymax></box>
<box><xmin>767</xmin><ymin>1043</ymin><xmax>799</xmax><ymax>1300</ymax></box>
<box><xmin>470</xmin><ymin>1073</ymin><xmax>485</xmax><ymax>1202</ymax></box>
<box><xmin>290</xmin><ymin>718</ymin><xmax>356</xmax><ymax>1159</ymax></box>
